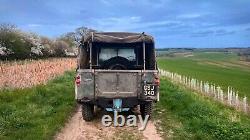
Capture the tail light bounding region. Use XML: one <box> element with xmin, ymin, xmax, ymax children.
<box><xmin>154</xmin><ymin>75</ymin><xmax>160</xmax><ymax>86</ymax></box>
<box><xmin>75</xmin><ymin>75</ymin><xmax>81</xmax><ymax>86</ymax></box>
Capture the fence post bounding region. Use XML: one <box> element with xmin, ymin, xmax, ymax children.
<box><xmin>200</xmin><ymin>81</ymin><xmax>203</xmax><ymax>92</ymax></box>
<box><xmin>220</xmin><ymin>89</ymin><xmax>224</xmax><ymax>102</ymax></box>
<box><xmin>235</xmin><ymin>93</ymin><xmax>239</xmax><ymax>109</ymax></box>
<box><xmin>243</xmin><ymin>97</ymin><xmax>247</xmax><ymax>113</ymax></box>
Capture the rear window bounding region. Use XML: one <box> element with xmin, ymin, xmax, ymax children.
<box><xmin>99</xmin><ymin>48</ymin><xmax>135</xmax><ymax>62</ymax></box>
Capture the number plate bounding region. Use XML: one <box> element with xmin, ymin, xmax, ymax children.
<box><xmin>143</xmin><ymin>84</ymin><xmax>156</xmax><ymax>96</ymax></box>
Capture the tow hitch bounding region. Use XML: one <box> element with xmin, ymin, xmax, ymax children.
<box><xmin>105</xmin><ymin>99</ymin><xmax>130</xmax><ymax>112</ymax></box>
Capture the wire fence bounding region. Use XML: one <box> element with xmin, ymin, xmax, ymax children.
<box><xmin>159</xmin><ymin>69</ymin><xmax>249</xmax><ymax>114</ymax></box>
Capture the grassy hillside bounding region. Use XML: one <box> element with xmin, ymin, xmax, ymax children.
<box><xmin>0</xmin><ymin>71</ymin><xmax>76</xmax><ymax>140</ymax></box>
<box><xmin>154</xmin><ymin>78</ymin><xmax>250</xmax><ymax>139</ymax></box>
<box><xmin>191</xmin><ymin>52</ymin><xmax>238</xmax><ymax>61</ymax></box>
<box><xmin>158</xmin><ymin>52</ymin><xmax>250</xmax><ymax>98</ymax></box>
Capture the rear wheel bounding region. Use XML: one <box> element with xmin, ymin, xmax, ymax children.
<box><xmin>140</xmin><ymin>102</ymin><xmax>153</xmax><ymax>119</ymax></box>
<box><xmin>81</xmin><ymin>103</ymin><xmax>94</xmax><ymax>121</ymax></box>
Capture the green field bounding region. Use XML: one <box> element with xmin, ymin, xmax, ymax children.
<box><xmin>0</xmin><ymin>71</ymin><xmax>76</xmax><ymax>140</ymax></box>
<box><xmin>154</xmin><ymin>78</ymin><xmax>250</xmax><ymax>139</ymax></box>
<box><xmin>158</xmin><ymin>52</ymin><xmax>250</xmax><ymax>98</ymax></box>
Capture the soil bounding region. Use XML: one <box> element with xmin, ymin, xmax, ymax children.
<box><xmin>55</xmin><ymin>106</ymin><xmax>162</xmax><ymax>140</ymax></box>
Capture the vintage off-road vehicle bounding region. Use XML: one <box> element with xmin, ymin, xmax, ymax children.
<box><xmin>75</xmin><ymin>32</ymin><xmax>159</xmax><ymax>121</ymax></box>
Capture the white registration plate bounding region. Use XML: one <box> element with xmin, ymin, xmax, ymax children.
<box><xmin>143</xmin><ymin>84</ymin><xmax>156</xmax><ymax>96</ymax></box>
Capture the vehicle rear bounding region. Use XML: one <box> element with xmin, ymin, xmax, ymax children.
<box><xmin>75</xmin><ymin>32</ymin><xmax>159</xmax><ymax>121</ymax></box>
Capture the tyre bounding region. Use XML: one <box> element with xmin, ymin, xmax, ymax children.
<box><xmin>81</xmin><ymin>103</ymin><xmax>94</xmax><ymax>121</ymax></box>
<box><xmin>140</xmin><ymin>102</ymin><xmax>153</xmax><ymax>119</ymax></box>
<box><xmin>101</xmin><ymin>56</ymin><xmax>131</xmax><ymax>70</ymax></box>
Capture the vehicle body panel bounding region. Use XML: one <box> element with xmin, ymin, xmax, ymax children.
<box><xmin>75</xmin><ymin>69</ymin><xmax>158</xmax><ymax>104</ymax></box>
<box><xmin>75</xmin><ymin>69</ymin><xmax>94</xmax><ymax>101</ymax></box>
<box><xmin>95</xmin><ymin>70</ymin><xmax>142</xmax><ymax>98</ymax></box>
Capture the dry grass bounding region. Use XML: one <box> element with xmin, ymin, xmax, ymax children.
<box><xmin>0</xmin><ymin>58</ymin><xmax>76</xmax><ymax>89</ymax></box>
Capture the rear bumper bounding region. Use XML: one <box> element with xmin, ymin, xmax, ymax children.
<box><xmin>97</xmin><ymin>97</ymin><xmax>139</xmax><ymax>108</ymax></box>
<box><xmin>77</xmin><ymin>96</ymin><xmax>157</xmax><ymax>108</ymax></box>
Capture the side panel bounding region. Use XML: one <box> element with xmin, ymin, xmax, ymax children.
<box><xmin>75</xmin><ymin>70</ymin><xmax>95</xmax><ymax>101</ymax></box>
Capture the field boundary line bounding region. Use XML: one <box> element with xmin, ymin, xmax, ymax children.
<box><xmin>159</xmin><ymin>69</ymin><xmax>249</xmax><ymax>114</ymax></box>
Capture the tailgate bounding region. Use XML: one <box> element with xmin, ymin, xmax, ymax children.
<box><xmin>95</xmin><ymin>70</ymin><xmax>142</xmax><ymax>98</ymax></box>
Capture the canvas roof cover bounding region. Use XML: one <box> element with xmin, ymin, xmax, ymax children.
<box><xmin>83</xmin><ymin>32</ymin><xmax>154</xmax><ymax>44</ymax></box>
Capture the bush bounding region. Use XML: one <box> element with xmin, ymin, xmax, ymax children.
<box><xmin>0</xmin><ymin>25</ymin><xmax>33</xmax><ymax>59</ymax></box>
<box><xmin>0</xmin><ymin>24</ymin><xmax>94</xmax><ymax>60</ymax></box>
<box><xmin>40</xmin><ymin>37</ymin><xmax>54</xmax><ymax>57</ymax></box>
<box><xmin>52</xmin><ymin>40</ymin><xmax>69</xmax><ymax>57</ymax></box>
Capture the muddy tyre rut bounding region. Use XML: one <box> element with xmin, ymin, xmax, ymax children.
<box><xmin>55</xmin><ymin>106</ymin><xmax>162</xmax><ymax>140</ymax></box>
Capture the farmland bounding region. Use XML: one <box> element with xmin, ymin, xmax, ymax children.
<box><xmin>154</xmin><ymin>50</ymin><xmax>250</xmax><ymax>139</ymax></box>
<box><xmin>0</xmin><ymin>58</ymin><xmax>76</xmax><ymax>88</ymax></box>
<box><xmin>157</xmin><ymin>51</ymin><xmax>250</xmax><ymax>99</ymax></box>
<box><xmin>154</xmin><ymin>78</ymin><xmax>250</xmax><ymax>139</ymax></box>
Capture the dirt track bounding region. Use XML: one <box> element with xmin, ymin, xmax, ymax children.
<box><xmin>55</xmin><ymin>106</ymin><xmax>162</xmax><ymax>140</ymax></box>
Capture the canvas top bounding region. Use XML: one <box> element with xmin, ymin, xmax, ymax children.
<box><xmin>82</xmin><ymin>32</ymin><xmax>154</xmax><ymax>44</ymax></box>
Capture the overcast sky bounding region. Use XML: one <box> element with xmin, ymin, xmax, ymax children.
<box><xmin>0</xmin><ymin>0</ymin><xmax>250</xmax><ymax>48</ymax></box>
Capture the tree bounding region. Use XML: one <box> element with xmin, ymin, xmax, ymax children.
<box><xmin>0</xmin><ymin>24</ymin><xmax>96</xmax><ymax>60</ymax></box>
<box><xmin>59</xmin><ymin>32</ymin><xmax>76</xmax><ymax>48</ymax></box>
<box><xmin>0</xmin><ymin>23</ymin><xmax>16</xmax><ymax>33</ymax></box>
<box><xmin>40</xmin><ymin>36</ymin><xmax>54</xmax><ymax>57</ymax></box>
<box><xmin>52</xmin><ymin>40</ymin><xmax>69</xmax><ymax>57</ymax></box>
<box><xmin>238</xmin><ymin>48</ymin><xmax>250</xmax><ymax>61</ymax></box>
<box><xmin>74</xmin><ymin>27</ymin><xmax>97</xmax><ymax>44</ymax></box>
<box><xmin>0</xmin><ymin>23</ymin><xmax>33</xmax><ymax>59</ymax></box>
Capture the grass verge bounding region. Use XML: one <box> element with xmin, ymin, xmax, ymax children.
<box><xmin>0</xmin><ymin>71</ymin><xmax>76</xmax><ymax>140</ymax></box>
<box><xmin>153</xmin><ymin>78</ymin><xmax>250</xmax><ymax>139</ymax></box>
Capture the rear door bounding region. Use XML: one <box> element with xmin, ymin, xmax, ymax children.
<box><xmin>95</xmin><ymin>70</ymin><xmax>142</xmax><ymax>98</ymax></box>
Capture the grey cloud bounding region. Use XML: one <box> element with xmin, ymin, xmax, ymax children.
<box><xmin>215</xmin><ymin>29</ymin><xmax>236</xmax><ymax>36</ymax></box>
<box><xmin>191</xmin><ymin>30</ymin><xmax>214</xmax><ymax>37</ymax></box>
<box><xmin>190</xmin><ymin>29</ymin><xmax>236</xmax><ymax>37</ymax></box>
